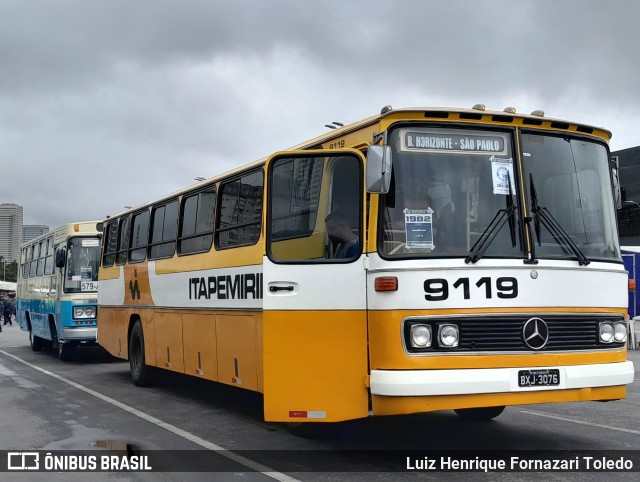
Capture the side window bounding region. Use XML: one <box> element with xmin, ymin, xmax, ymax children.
<box><xmin>268</xmin><ymin>154</ymin><xmax>362</xmax><ymax>262</ymax></box>
<box><xmin>103</xmin><ymin>221</ymin><xmax>118</xmax><ymax>267</ymax></box>
<box><xmin>29</xmin><ymin>245</ymin><xmax>37</xmax><ymax>277</ymax></box>
<box><xmin>150</xmin><ymin>200</ymin><xmax>179</xmax><ymax>259</ymax></box>
<box><xmin>216</xmin><ymin>170</ymin><xmax>263</xmax><ymax>249</ymax></box>
<box><xmin>271</xmin><ymin>157</ymin><xmax>323</xmax><ymax>240</ymax></box>
<box><xmin>36</xmin><ymin>241</ymin><xmax>45</xmax><ymax>276</ymax></box>
<box><xmin>179</xmin><ymin>188</ymin><xmax>216</xmax><ymax>255</ymax></box>
<box><xmin>116</xmin><ymin>217</ymin><xmax>130</xmax><ymax>265</ymax></box>
<box><xmin>44</xmin><ymin>237</ymin><xmax>54</xmax><ymax>275</ymax></box>
<box><xmin>24</xmin><ymin>246</ymin><xmax>32</xmax><ymax>278</ymax></box>
<box><xmin>129</xmin><ymin>210</ymin><xmax>149</xmax><ymax>263</ymax></box>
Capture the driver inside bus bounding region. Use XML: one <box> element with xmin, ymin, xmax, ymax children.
<box><xmin>325</xmin><ymin>211</ymin><xmax>360</xmax><ymax>259</ymax></box>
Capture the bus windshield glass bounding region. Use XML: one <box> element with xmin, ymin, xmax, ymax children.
<box><xmin>64</xmin><ymin>237</ymin><xmax>101</xmax><ymax>293</ymax></box>
<box><xmin>521</xmin><ymin>133</ymin><xmax>619</xmax><ymax>262</ymax></box>
<box><xmin>381</xmin><ymin>126</ymin><xmax>524</xmax><ymax>258</ymax></box>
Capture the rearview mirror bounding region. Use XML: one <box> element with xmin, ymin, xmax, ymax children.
<box><xmin>55</xmin><ymin>248</ymin><xmax>66</xmax><ymax>268</ymax></box>
<box><xmin>366</xmin><ymin>145</ymin><xmax>392</xmax><ymax>194</ymax></box>
<box><xmin>610</xmin><ymin>156</ymin><xmax>621</xmax><ymax>210</ymax></box>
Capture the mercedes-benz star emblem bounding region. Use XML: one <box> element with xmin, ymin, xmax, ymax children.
<box><xmin>522</xmin><ymin>317</ymin><xmax>549</xmax><ymax>350</ymax></box>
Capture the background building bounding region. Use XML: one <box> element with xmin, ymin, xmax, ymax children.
<box><xmin>23</xmin><ymin>224</ymin><xmax>50</xmax><ymax>243</ymax></box>
<box><xmin>614</xmin><ymin>146</ymin><xmax>640</xmax><ymax>245</ymax></box>
<box><xmin>0</xmin><ymin>203</ymin><xmax>24</xmax><ymax>262</ymax></box>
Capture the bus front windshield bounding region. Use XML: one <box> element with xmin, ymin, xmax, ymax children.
<box><xmin>521</xmin><ymin>133</ymin><xmax>619</xmax><ymax>261</ymax></box>
<box><xmin>380</xmin><ymin>126</ymin><xmax>619</xmax><ymax>262</ymax></box>
<box><xmin>64</xmin><ymin>237</ymin><xmax>101</xmax><ymax>293</ymax></box>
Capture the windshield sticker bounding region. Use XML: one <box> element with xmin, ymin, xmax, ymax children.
<box><xmin>403</xmin><ymin>132</ymin><xmax>506</xmax><ymax>154</ymax></box>
<box><xmin>404</xmin><ymin>209</ymin><xmax>434</xmax><ymax>249</ymax></box>
<box><xmin>491</xmin><ymin>157</ymin><xmax>515</xmax><ymax>195</ymax></box>
<box><xmin>82</xmin><ymin>239</ymin><xmax>99</xmax><ymax>247</ymax></box>
<box><xmin>81</xmin><ymin>267</ymin><xmax>93</xmax><ymax>280</ymax></box>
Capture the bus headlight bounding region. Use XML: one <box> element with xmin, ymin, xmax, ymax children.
<box><xmin>73</xmin><ymin>306</ymin><xmax>97</xmax><ymax>319</ymax></box>
<box><xmin>410</xmin><ymin>324</ymin><xmax>432</xmax><ymax>348</ymax></box>
<box><xmin>438</xmin><ymin>324</ymin><xmax>460</xmax><ymax>348</ymax></box>
<box><xmin>614</xmin><ymin>322</ymin><xmax>627</xmax><ymax>343</ymax></box>
<box><xmin>599</xmin><ymin>322</ymin><xmax>614</xmax><ymax>343</ymax></box>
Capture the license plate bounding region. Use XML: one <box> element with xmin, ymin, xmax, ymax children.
<box><xmin>518</xmin><ymin>369</ymin><xmax>560</xmax><ymax>387</ymax></box>
<box><xmin>81</xmin><ymin>281</ymin><xmax>99</xmax><ymax>292</ymax></box>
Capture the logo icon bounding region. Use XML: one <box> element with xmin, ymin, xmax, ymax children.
<box><xmin>8</xmin><ymin>452</ymin><xmax>39</xmax><ymax>470</ymax></box>
<box><xmin>496</xmin><ymin>166</ymin><xmax>510</xmax><ymax>182</ymax></box>
<box><xmin>522</xmin><ymin>317</ymin><xmax>549</xmax><ymax>350</ymax></box>
<box><xmin>129</xmin><ymin>268</ymin><xmax>141</xmax><ymax>300</ymax></box>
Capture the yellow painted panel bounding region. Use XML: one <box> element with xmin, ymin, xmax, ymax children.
<box><xmin>255</xmin><ymin>313</ymin><xmax>264</xmax><ymax>392</ymax></box>
<box><xmin>139</xmin><ymin>309</ymin><xmax>157</xmax><ymax>367</ymax></box>
<box><xmin>372</xmin><ymin>386</ymin><xmax>627</xmax><ymax>416</ymax></box>
<box><xmin>97</xmin><ymin>307</ymin><xmax>117</xmax><ymax>358</ymax></box>
<box><xmin>153</xmin><ymin>311</ymin><xmax>184</xmax><ymax>372</ymax></box>
<box><xmin>263</xmin><ymin>310</ymin><xmax>369</xmax><ymax>422</ymax></box>
<box><xmin>368</xmin><ymin>309</ymin><xmax>628</xmax><ymax>370</ymax></box>
<box><xmin>216</xmin><ymin>314</ymin><xmax>258</xmax><ymax>391</ymax></box>
<box><xmin>271</xmin><ymin>233</ymin><xmax>325</xmax><ymax>260</ymax></box>
<box><xmin>182</xmin><ymin>313</ymin><xmax>218</xmax><ymax>381</ymax></box>
<box><xmin>155</xmin><ymin>243</ymin><xmax>264</xmax><ymax>274</ymax></box>
<box><xmin>98</xmin><ymin>265</ymin><xmax>121</xmax><ymax>281</ymax></box>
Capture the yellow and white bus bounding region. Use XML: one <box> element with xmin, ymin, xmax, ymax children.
<box><xmin>98</xmin><ymin>105</ymin><xmax>634</xmax><ymax>424</ymax></box>
<box><xmin>17</xmin><ymin>221</ymin><xmax>102</xmax><ymax>361</ymax></box>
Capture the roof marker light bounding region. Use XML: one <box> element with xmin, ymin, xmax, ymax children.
<box><xmin>503</xmin><ymin>107</ymin><xmax>517</xmax><ymax>114</ymax></box>
<box><xmin>531</xmin><ymin>110</ymin><xmax>545</xmax><ymax>117</ymax></box>
<box><xmin>472</xmin><ymin>104</ymin><xmax>486</xmax><ymax>111</ymax></box>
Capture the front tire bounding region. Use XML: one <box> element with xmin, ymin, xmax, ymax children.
<box><xmin>454</xmin><ymin>406</ymin><xmax>505</xmax><ymax>421</ymax></box>
<box><xmin>129</xmin><ymin>320</ymin><xmax>155</xmax><ymax>386</ymax></box>
<box><xmin>58</xmin><ymin>342</ymin><xmax>76</xmax><ymax>361</ymax></box>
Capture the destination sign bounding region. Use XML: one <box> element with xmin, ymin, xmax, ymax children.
<box><xmin>404</xmin><ymin>132</ymin><xmax>506</xmax><ymax>154</ymax></box>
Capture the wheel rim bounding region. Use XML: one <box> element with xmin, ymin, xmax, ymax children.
<box><xmin>132</xmin><ymin>335</ymin><xmax>142</xmax><ymax>373</ymax></box>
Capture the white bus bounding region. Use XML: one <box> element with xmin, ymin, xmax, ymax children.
<box><xmin>16</xmin><ymin>221</ymin><xmax>102</xmax><ymax>360</ymax></box>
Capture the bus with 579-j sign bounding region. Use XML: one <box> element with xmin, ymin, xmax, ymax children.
<box><xmin>97</xmin><ymin>104</ymin><xmax>634</xmax><ymax>430</ymax></box>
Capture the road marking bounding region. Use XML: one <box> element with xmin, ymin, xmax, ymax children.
<box><xmin>520</xmin><ymin>409</ymin><xmax>640</xmax><ymax>435</ymax></box>
<box><xmin>0</xmin><ymin>349</ymin><xmax>299</xmax><ymax>481</ymax></box>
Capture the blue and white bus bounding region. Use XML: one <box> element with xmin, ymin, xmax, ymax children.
<box><xmin>16</xmin><ymin>221</ymin><xmax>102</xmax><ymax>360</ymax></box>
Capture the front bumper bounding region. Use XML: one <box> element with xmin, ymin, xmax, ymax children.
<box><xmin>370</xmin><ymin>361</ymin><xmax>635</xmax><ymax>396</ymax></box>
<box><xmin>61</xmin><ymin>327</ymin><xmax>97</xmax><ymax>342</ymax></box>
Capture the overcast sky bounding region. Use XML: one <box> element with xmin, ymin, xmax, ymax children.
<box><xmin>2</xmin><ymin>0</ymin><xmax>639</xmax><ymax>227</ymax></box>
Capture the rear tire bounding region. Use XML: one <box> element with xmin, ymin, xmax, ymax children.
<box><xmin>29</xmin><ymin>330</ymin><xmax>44</xmax><ymax>351</ymax></box>
<box><xmin>454</xmin><ymin>406</ymin><xmax>505</xmax><ymax>421</ymax></box>
<box><xmin>129</xmin><ymin>320</ymin><xmax>155</xmax><ymax>386</ymax></box>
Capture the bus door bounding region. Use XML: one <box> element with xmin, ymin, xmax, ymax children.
<box><xmin>263</xmin><ymin>150</ymin><xmax>369</xmax><ymax>422</ymax></box>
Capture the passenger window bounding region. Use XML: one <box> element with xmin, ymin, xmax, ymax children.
<box><xmin>129</xmin><ymin>211</ymin><xmax>149</xmax><ymax>263</ymax></box>
<box><xmin>103</xmin><ymin>221</ymin><xmax>118</xmax><ymax>267</ymax></box>
<box><xmin>216</xmin><ymin>171</ymin><xmax>263</xmax><ymax>249</ymax></box>
<box><xmin>149</xmin><ymin>200</ymin><xmax>178</xmax><ymax>259</ymax></box>
<box><xmin>117</xmin><ymin>217</ymin><xmax>130</xmax><ymax>265</ymax></box>
<box><xmin>179</xmin><ymin>187</ymin><xmax>215</xmax><ymax>255</ymax></box>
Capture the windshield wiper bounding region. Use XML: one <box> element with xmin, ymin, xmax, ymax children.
<box><xmin>528</xmin><ymin>174</ymin><xmax>590</xmax><ymax>266</ymax></box>
<box><xmin>466</xmin><ymin>175</ymin><xmax>517</xmax><ymax>264</ymax></box>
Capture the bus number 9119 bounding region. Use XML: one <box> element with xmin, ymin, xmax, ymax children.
<box><xmin>424</xmin><ymin>277</ymin><xmax>518</xmax><ymax>301</ymax></box>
